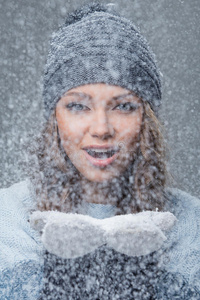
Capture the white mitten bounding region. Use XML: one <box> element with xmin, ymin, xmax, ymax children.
<box><xmin>31</xmin><ymin>210</ymin><xmax>176</xmax><ymax>259</ymax></box>
<box><xmin>101</xmin><ymin>211</ymin><xmax>177</xmax><ymax>257</ymax></box>
<box><xmin>31</xmin><ymin>211</ymin><xmax>105</xmax><ymax>259</ymax></box>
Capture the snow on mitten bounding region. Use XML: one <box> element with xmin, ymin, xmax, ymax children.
<box><xmin>101</xmin><ymin>211</ymin><xmax>177</xmax><ymax>257</ymax></box>
<box><xmin>31</xmin><ymin>210</ymin><xmax>177</xmax><ymax>258</ymax></box>
<box><xmin>145</xmin><ymin>211</ymin><xmax>177</xmax><ymax>231</ymax></box>
<box><xmin>30</xmin><ymin>211</ymin><xmax>105</xmax><ymax>259</ymax></box>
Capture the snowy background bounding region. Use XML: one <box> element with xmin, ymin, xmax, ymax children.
<box><xmin>0</xmin><ymin>0</ymin><xmax>199</xmax><ymax>198</ymax></box>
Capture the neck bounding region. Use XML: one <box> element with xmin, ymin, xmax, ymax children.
<box><xmin>80</xmin><ymin>166</ymin><xmax>134</xmax><ymax>207</ymax></box>
<box><xmin>81</xmin><ymin>179</ymin><xmax>115</xmax><ymax>205</ymax></box>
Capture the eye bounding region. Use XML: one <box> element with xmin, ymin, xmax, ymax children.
<box><xmin>66</xmin><ymin>103</ymin><xmax>90</xmax><ymax>112</ymax></box>
<box><xmin>114</xmin><ymin>102</ymin><xmax>139</xmax><ymax>112</ymax></box>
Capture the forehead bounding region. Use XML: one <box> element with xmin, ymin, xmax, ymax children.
<box><xmin>66</xmin><ymin>83</ymin><xmax>130</xmax><ymax>97</ymax></box>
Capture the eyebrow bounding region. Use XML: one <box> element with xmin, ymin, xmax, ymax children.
<box><xmin>64</xmin><ymin>91</ymin><xmax>135</xmax><ymax>100</ymax></box>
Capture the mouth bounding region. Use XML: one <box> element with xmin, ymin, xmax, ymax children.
<box><xmin>82</xmin><ymin>146</ymin><xmax>119</xmax><ymax>167</ymax></box>
<box><xmin>85</xmin><ymin>149</ymin><xmax>117</xmax><ymax>159</ymax></box>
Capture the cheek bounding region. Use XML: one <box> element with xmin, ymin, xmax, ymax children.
<box><xmin>59</xmin><ymin>123</ymin><xmax>79</xmax><ymax>141</ymax></box>
<box><xmin>57</xmin><ymin>121</ymin><xmax>83</xmax><ymax>162</ymax></box>
<box><xmin>57</xmin><ymin>113</ymin><xmax>85</xmax><ymax>145</ymax></box>
<box><xmin>115</xmin><ymin>114</ymin><xmax>142</xmax><ymax>141</ymax></box>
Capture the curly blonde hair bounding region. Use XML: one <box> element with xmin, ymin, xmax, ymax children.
<box><xmin>28</xmin><ymin>101</ymin><xmax>167</xmax><ymax>214</ymax></box>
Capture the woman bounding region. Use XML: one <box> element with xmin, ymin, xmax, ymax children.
<box><xmin>0</xmin><ymin>3</ymin><xmax>200</xmax><ymax>299</ymax></box>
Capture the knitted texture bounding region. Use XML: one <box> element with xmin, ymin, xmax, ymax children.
<box><xmin>0</xmin><ymin>180</ymin><xmax>44</xmax><ymax>300</ymax></box>
<box><xmin>43</xmin><ymin>3</ymin><xmax>161</xmax><ymax>119</ymax></box>
<box><xmin>81</xmin><ymin>201</ymin><xmax>117</xmax><ymax>219</ymax></box>
<box><xmin>1</xmin><ymin>180</ymin><xmax>200</xmax><ymax>299</ymax></box>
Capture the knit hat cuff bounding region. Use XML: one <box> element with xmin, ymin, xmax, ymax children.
<box><xmin>43</xmin><ymin>9</ymin><xmax>162</xmax><ymax>118</ymax></box>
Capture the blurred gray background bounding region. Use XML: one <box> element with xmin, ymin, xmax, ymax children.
<box><xmin>0</xmin><ymin>0</ymin><xmax>199</xmax><ymax>197</ymax></box>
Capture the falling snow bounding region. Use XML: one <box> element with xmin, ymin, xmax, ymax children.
<box><xmin>0</xmin><ymin>1</ymin><xmax>200</xmax><ymax>299</ymax></box>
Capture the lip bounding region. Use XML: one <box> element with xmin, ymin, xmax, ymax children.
<box><xmin>82</xmin><ymin>145</ymin><xmax>119</xmax><ymax>167</ymax></box>
<box><xmin>82</xmin><ymin>145</ymin><xmax>119</xmax><ymax>151</ymax></box>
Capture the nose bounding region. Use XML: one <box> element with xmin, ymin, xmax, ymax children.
<box><xmin>89</xmin><ymin>109</ymin><xmax>114</xmax><ymax>140</ymax></box>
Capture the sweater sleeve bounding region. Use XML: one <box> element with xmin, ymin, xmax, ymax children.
<box><xmin>0</xmin><ymin>180</ymin><xmax>44</xmax><ymax>300</ymax></box>
<box><xmin>162</xmin><ymin>188</ymin><xmax>200</xmax><ymax>297</ymax></box>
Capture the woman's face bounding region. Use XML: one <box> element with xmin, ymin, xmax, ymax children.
<box><xmin>56</xmin><ymin>83</ymin><xmax>143</xmax><ymax>182</ymax></box>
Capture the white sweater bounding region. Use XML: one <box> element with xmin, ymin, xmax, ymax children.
<box><xmin>0</xmin><ymin>180</ymin><xmax>200</xmax><ymax>299</ymax></box>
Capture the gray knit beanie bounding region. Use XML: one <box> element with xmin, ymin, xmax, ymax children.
<box><xmin>43</xmin><ymin>3</ymin><xmax>161</xmax><ymax>119</ymax></box>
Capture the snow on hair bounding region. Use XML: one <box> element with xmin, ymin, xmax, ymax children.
<box><xmin>26</xmin><ymin>101</ymin><xmax>167</xmax><ymax>213</ymax></box>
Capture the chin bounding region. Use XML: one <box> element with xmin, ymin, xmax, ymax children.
<box><xmin>81</xmin><ymin>168</ymin><xmax>122</xmax><ymax>183</ymax></box>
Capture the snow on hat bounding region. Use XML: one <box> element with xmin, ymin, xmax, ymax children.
<box><xmin>43</xmin><ymin>3</ymin><xmax>162</xmax><ymax>119</ymax></box>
